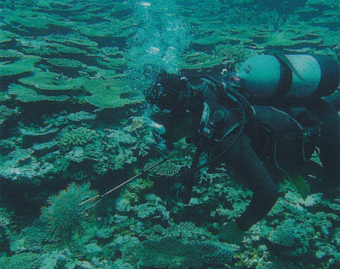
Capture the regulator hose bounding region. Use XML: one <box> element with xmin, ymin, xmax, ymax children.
<box><xmin>177</xmin><ymin>75</ymin><xmax>249</xmax><ymax>203</ymax></box>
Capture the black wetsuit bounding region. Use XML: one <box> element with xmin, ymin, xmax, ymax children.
<box><xmin>153</xmin><ymin>81</ymin><xmax>340</xmax><ymax>231</ymax></box>
<box><xmin>210</xmin><ymin>91</ymin><xmax>340</xmax><ymax>231</ymax></box>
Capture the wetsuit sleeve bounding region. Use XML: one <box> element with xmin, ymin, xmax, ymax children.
<box><xmin>217</xmin><ymin>134</ymin><xmax>280</xmax><ymax>231</ymax></box>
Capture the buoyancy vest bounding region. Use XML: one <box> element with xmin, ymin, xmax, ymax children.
<box><xmin>252</xmin><ymin>105</ymin><xmax>321</xmax><ymax>168</ymax></box>
<box><xmin>197</xmin><ymin>86</ymin><xmax>321</xmax><ymax>168</ymax></box>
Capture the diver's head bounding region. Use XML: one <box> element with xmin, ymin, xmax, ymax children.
<box><xmin>145</xmin><ymin>72</ymin><xmax>190</xmax><ymax>113</ymax></box>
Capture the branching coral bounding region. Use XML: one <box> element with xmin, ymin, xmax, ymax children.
<box><xmin>135</xmin><ymin>237</ymin><xmax>203</xmax><ymax>269</ymax></box>
<box><xmin>59</xmin><ymin>126</ymin><xmax>97</xmax><ymax>151</ymax></box>
<box><xmin>125</xmin><ymin>237</ymin><xmax>238</xmax><ymax>268</ymax></box>
<box><xmin>269</xmin><ymin>219</ymin><xmax>309</xmax><ymax>249</ymax></box>
<box><xmin>146</xmin><ymin>221</ymin><xmax>211</xmax><ymax>242</ymax></box>
<box><xmin>214</xmin><ymin>44</ymin><xmax>257</xmax><ymax>65</ymax></box>
<box><xmin>0</xmin><ymin>253</ymin><xmax>41</xmax><ymax>269</ymax></box>
<box><xmin>150</xmin><ymin>159</ymin><xmax>182</xmax><ymax>177</ymax></box>
<box><xmin>194</xmin><ymin>241</ymin><xmax>238</xmax><ymax>265</ymax></box>
<box><xmin>40</xmin><ymin>183</ymin><xmax>98</xmax><ymax>239</ymax></box>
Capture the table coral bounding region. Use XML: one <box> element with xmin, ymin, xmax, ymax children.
<box><xmin>84</xmin><ymin>78</ymin><xmax>144</xmax><ymax>109</ymax></box>
<box><xmin>43</xmin><ymin>34</ymin><xmax>98</xmax><ymax>51</ymax></box>
<box><xmin>0</xmin><ymin>49</ymin><xmax>23</xmax><ymax>60</ymax></box>
<box><xmin>0</xmin><ymin>57</ymin><xmax>40</xmax><ymax>77</ymax></box>
<box><xmin>47</xmin><ymin>58</ymin><xmax>86</xmax><ymax>69</ymax></box>
<box><xmin>3</xmin><ymin>9</ymin><xmax>74</xmax><ymax>32</ymax></box>
<box><xmin>0</xmin><ymin>29</ymin><xmax>19</xmax><ymax>44</ymax></box>
<box><xmin>9</xmin><ymin>84</ymin><xmax>70</xmax><ymax>103</ymax></box>
<box><xmin>1</xmin><ymin>1</ymin><xmax>340</xmax><ymax>268</ymax></box>
<box><xmin>19</xmin><ymin>71</ymin><xmax>86</xmax><ymax>91</ymax></box>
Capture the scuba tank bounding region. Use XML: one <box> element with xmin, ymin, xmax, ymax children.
<box><xmin>237</xmin><ymin>54</ymin><xmax>340</xmax><ymax>100</ymax></box>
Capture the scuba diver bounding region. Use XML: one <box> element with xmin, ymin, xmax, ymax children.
<box><xmin>145</xmin><ymin>53</ymin><xmax>340</xmax><ymax>244</ymax></box>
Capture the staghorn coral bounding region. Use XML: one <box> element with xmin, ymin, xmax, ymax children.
<box><xmin>0</xmin><ymin>148</ymin><xmax>54</xmax><ymax>184</ymax></box>
<box><xmin>40</xmin><ymin>183</ymin><xmax>98</xmax><ymax>239</ymax></box>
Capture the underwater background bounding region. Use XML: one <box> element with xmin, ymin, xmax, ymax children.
<box><xmin>0</xmin><ymin>0</ymin><xmax>340</xmax><ymax>268</ymax></box>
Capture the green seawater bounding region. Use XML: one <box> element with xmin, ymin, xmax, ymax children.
<box><xmin>0</xmin><ymin>0</ymin><xmax>339</xmax><ymax>268</ymax></box>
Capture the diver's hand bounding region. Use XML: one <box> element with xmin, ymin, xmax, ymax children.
<box><xmin>218</xmin><ymin>221</ymin><xmax>245</xmax><ymax>244</ymax></box>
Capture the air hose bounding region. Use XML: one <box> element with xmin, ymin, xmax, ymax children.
<box><xmin>177</xmin><ymin>76</ymin><xmax>250</xmax><ymax>203</ymax></box>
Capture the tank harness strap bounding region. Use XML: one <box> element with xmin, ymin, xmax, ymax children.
<box><xmin>271</xmin><ymin>51</ymin><xmax>311</xmax><ymax>86</ymax></box>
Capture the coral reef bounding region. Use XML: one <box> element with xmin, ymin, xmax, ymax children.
<box><xmin>124</xmin><ymin>237</ymin><xmax>238</xmax><ymax>268</ymax></box>
<box><xmin>195</xmin><ymin>241</ymin><xmax>238</xmax><ymax>265</ymax></box>
<box><xmin>83</xmin><ymin>78</ymin><xmax>145</xmax><ymax>109</ymax></box>
<box><xmin>59</xmin><ymin>127</ymin><xmax>97</xmax><ymax>152</ymax></box>
<box><xmin>0</xmin><ymin>253</ymin><xmax>41</xmax><ymax>269</ymax></box>
<box><xmin>134</xmin><ymin>237</ymin><xmax>203</xmax><ymax>269</ymax></box>
<box><xmin>0</xmin><ymin>0</ymin><xmax>340</xmax><ymax>268</ymax></box>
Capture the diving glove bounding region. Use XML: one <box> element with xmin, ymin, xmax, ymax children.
<box><xmin>218</xmin><ymin>221</ymin><xmax>245</xmax><ymax>244</ymax></box>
